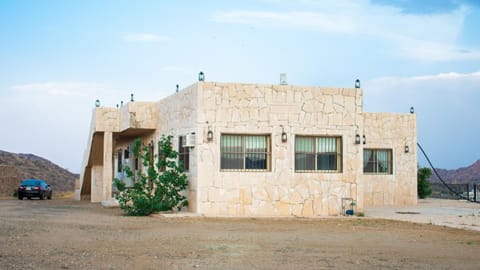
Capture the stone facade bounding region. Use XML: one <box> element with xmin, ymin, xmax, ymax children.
<box><xmin>362</xmin><ymin>113</ymin><xmax>417</xmax><ymax>206</ymax></box>
<box><xmin>0</xmin><ymin>165</ymin><xmax>19</xmax><ymax>197</ymax></box>
<box><xmin>76</xmin><ymin>81</ymin><xmax>417</xmax><ymax>216</ymax></box>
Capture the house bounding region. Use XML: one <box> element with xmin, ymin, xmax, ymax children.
<box><xmin>75</xmin><ymin>79</ymin><xmax>417</xmax><ymax>216</ymax></box>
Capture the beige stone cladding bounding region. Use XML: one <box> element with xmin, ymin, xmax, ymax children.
<box><xmin>196</xmin><ymin>82</ymin><xmax>364</xmax><ymax>216</ymax></box>
<box><xmin>152</xmin><ymin>84</ymin><xmax>198</xmax><ymax>212</ymax></box>
<box><xmin>77</xmin><ymin>81</ymin><xmax>418</xmax><ymax>216</ymax></box>
<box><xmin>0</xmin><ymin>165</ymin><xmax>19</xmax><ymax>197</ymax></box>
<box><xmin>109</xmin><ymin>84</ymin><xmax>199</xmax><ymax>211</ymax></box>
<box><xmin>362</xmin><ymin>112</ymin><xmax>417</xmax><ymax>207</ymax></box>
<box><xmin>77</xmin><ymin>102</ymin><xmax>159</xmax><ymax>202</ymax></box>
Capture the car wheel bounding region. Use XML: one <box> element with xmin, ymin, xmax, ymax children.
<box><xmin>27</xmin><ymin>197</ymin><xmax>31</xmax><ymax>200</ymax></box>
<box><xmin>47</xmin><ymin>192</ymin><xmax>52</xmax><ymax>200</ymax></box>
<box><xmin>18</xmin><ymin>196</ymin><xmax>23</xmax><ymax>200</ymax></box>
<box><xmin>39</xmin><ymin>192</ymin><xmax>44</xmax><ymax>200</ymax></box>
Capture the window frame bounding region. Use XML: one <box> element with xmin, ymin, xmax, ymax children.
<box><xmin>117</xmin><ymin>149</ymin><xmax>122</xmax><ymax>173</ymax></box>
<box><xmin>220</xmin><ymin>134</ymin><xmax>272</xmax><ymax>172</ymax></box>
<box><xmin>178</xmin><ymin>135</ymin><xmax>190</xmax><ymax>172</ymax></box>
<box><xmin>294</xmin><ymin>135</ymin><xmax>343</xmax><ymax>173</ymax></box>
<box><xmin>363</xmin><ymin>148</ymin><xmax>393</xmax><ymax>174</ymax></box>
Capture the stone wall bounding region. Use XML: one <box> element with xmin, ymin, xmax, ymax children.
<box><xmin>0</xmin><ymin>165</ymin><xmax>19</xmax><ymax>197</ymax></box>
<box><xmin>196</xmin><ymin>82</ymin><xmax>364</xmax><ymax>216</ymax></box>
<box><xmin>78</xmin><ymin>81</ymin><xmax>418</xmax><ymax>214</ymax></box>
<box><xmin>363</xmin><ymin>113</ymin><xmax>417</xmax><ymax>206</ymax></box>
<box><xmin>111</xmin><ymin>84</ymin><xmax>199</xmax><ymax>211</ymax></box>
<box><xmin>119</xmin><ymin>102</ymin><xmax>158</xmax><ymax>131</ymax></box>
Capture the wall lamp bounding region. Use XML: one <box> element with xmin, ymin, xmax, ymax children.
<box><xmin>206</xmin><ymin>122</ymin><xmax>213</xmax><ymax>142</ymax></box>
<box><xmin>207</xmin><ymin>129</ymin><xmax>213</xmax><ymax>142</ymax></box>
<box><xmin>198</xmin><ymin>71</ymin><xmax>205</xmax><ymax>82</ymax></box>
<box><xmin>362</xmin><ymin>135</ymin><xmax>366</xmax><ymax>145</ymax></box>
<box><xmin>130</xmin><ymin>93</ymin><xmax>134</xmax><ymax>102</ymax></box>
<box><xmin>405</xmin><ymin>145</ymin><xmax>410</xmax><ymax>153</ymax></box>
<box><xmin>355</xmin><ymin>134</ymin><xmax>361</xmax><ymax>144</ymax></box>
<box><xmin>410</xmin><ymin>106</ymin><xmax>415</xmax><ymax>114</ymax></box>
<box><xmin>124</xmin><ymin>147</ymin><xmax>130</xmax><ymax>159</ymax></box>
<box><xmin>281</xmin><ymin>126</ymin><xmax>287</xmax><ymax>143</ymax></box>
<box><xmin>95</xmin><ymin>99</ymin><xmax>100</xmax><ymax>107</ymax></box>
<box><xmin>355</xmin><ymin>79</ymin><xmax>360</xmax><ymax>89</ymax></box>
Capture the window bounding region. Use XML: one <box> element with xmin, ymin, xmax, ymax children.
<box><xmin>220</xmin><ymin>134</ymin><xmax>271</xmax><ymax>171</ymax></box>
<box><xmin>149</xmin><ymin>143</ymin><xmax>154</xmax><ymax>164</ymax></box>
<box><xmin>295</xmin><ymin>136</ymin><xmax>342</xmax><ymax>172</ymax></box>
<box><xmin>157</xmin><ymin>142</ymin><xmax>166</xmax><ymax>172</ymax></box>
<box><xmin>178</xmin><ymin>136</ymin><xmax>190</xmax><ymax>172</ymax></box>
<box><xmin>363</xmin><ymin>149</ymin><xmax>392</xmax><ymax>174</ymax></box>
<box><xmin>117</xmin><ymin>150</ymin><xmax>122</xmax><ymax>172</ymax></box>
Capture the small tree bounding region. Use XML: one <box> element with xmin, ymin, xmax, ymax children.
<box><xmin>114</xmin><ymin>135</ymin><xmax>188</xmax><ymax>216</ymax></box>
<box><xmin>417</xmin><ymin>167</ymin><xmax>432</xmax><ymax>199</ymax></box>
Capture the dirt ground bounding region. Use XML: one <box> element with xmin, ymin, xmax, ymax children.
<box><xmin>1</xmin><ymin>199</ymin><xmax>480</xmax><ymax>270</ymax></box>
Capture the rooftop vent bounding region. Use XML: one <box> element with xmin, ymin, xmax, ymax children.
<box><xmin>280</xmin><ymin>73</ymin><xmax>287</xmax><ymax>85</ymax></box>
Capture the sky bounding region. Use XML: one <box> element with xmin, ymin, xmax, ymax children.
<box><xmin>0</xmin><ymin>0</ymin><xmax>479</xmax><ymax>173</ymax></box>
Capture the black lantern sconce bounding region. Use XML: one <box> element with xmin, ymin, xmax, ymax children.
<box><xmin>281</xmin><ymin>126</ymin><xmax>287</xmax><ymax>143</ymax></box>
<box><xmin>206</xmin><ymin>122</ymin><xmax>213</xmax><ymax>142</ymax></box>
<box><xmin>410</xmin><ymin>106</ymin><xmax>415</xmax><ymax>114</ymax></box>
<box><xmin>362</xmin><ymin>135</ymin><xmax>366</xmax><ymax>145</ymax></box>
<box><xmin>355</xmin><ymin>134</ymin><xmax>361</xmax><ymax>144</ymax></box>
<box><xmin>404</xmin><ymin>145</ymin><xmax>410</xmax><ymax>153</ymax></box>
<box><xmin>95</xmin><ymin>99</ymin><xmax>100</xmax><ymax>107</ymax></box>
<box><xmin>176</xmin><ymin>84</ymin><xmax>179</xmax><ymax>93</ymax></box>
<box><xmin>355</xmin><ymin>79</ymin><xmax>360</xmax><ymax>89</ymax></box>
<box><xmin>198</xmin><ymin>71</ymin><xmax>205</xmax><ymax>82</ymax></box>
<box><xmin>124</xmin><ymin>147</ymin><xmax>130</xmax><ymax>159</ymax></box>
<box><xmin>130</xmin><ymin>93</ymin><xmax>134</xmax><ymax>102</ymax></box>
<box><xmin>207</xmin><ymin>128</ymin><xmax>213</xmax><ymax>142</ymax></box>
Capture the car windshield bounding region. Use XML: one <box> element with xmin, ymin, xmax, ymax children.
<box><xmin>21</xmin><ymin>180</ymin><xmax>42</xmax><ymax>186</ymax></box>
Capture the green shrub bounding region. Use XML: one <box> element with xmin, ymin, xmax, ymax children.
<box><xmin>114</xmin><ymin>135</ymin><xmax>188</xmax><ymax>216</ymax></box>
<box><xmin>417</xmin><ymin>167</ymin><xmax>432</xmax><ymax>199</ymax></box>
<box><xmin>13</xmin><ymin>189</ymin><xmax>18</xmax><ymax>197</ymax></box>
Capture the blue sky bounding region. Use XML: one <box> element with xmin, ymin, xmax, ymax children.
<box><xmin>0</xmin><ymin>0</ymin><xmax>479</xmax><ymax>173</ymax></box>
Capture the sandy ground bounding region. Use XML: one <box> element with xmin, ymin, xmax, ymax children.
<box><xmin>1</xmin><ymin>199</ymin><xmax>480</xmax><ymax>270</ymax></box>
<box><xmin>366</xmin><ymin>198</ymin><xmax>480</xmax><ymax>231</ymax></box>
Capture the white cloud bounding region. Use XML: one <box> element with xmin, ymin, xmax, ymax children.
<box><xmin>213</xmin><ymin>11</ymin><xmax>355</xmax><ymax>33</ymax></box>
<box><xmin>363</xmin><ymin>70</ymin><xmax>480</xmax><ymax>169</ymax></box>
<box><xmin>366</xmin><ymin>70</ymin><xmax>480</xmax><ymax>90</ymax></box>
<box><xmin>123</xmin><ymin>33</ymin><xmax>171</xmax><ymax>43</ymax></box>
<box><xmin>212</xmin><ymin>1</ymin><xmax>479</xmax><ymax>61</ymax></box>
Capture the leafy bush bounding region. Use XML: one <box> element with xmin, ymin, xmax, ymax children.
<box><xmin>13</xmin><ymin>189</ymin><xmax>18</xmax><ymax>197</ymax></box>
<box><xmin>417</xmin><ymin>167</ymin><xmax>432</xmax><ymax>199</ymax></box>
<box><xmin>114</xmin><ymin>135</ymin><xmax>188</xmax><ymax>216</ymax></box>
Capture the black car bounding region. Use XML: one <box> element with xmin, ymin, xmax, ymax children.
<box><xmin>18</xmin><ymin>179</ymin><xmax>52</xmax><ymax>200</ymax></box>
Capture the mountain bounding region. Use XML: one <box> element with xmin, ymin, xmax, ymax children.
<box><xmin>429</xmin><ymin>159</ymin><xmax>480</xmax><ymax>184</ymax></box>
<box><xmin>0</xmin><ymin>150</ymin><xmax>78</xmax><ymax>196</ymax></box>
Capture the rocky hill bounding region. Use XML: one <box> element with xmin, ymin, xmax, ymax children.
<box><xmin>429</xmin><ymin>159</ymin><xmax>480</xmax><ymax>184</ymax></box>
<box><xmin>0</xmin><ymin>150</ymin><xmax>78</xmax><ymax>196</ymax></box>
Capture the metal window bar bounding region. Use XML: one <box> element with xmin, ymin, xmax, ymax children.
<box><xmin>295</xmin><ymin>136</ymin><xmax>341</xmax><ymax>172</ymax></box>
<box><xmin>363</xmin><ymin>149</ymin><xmax>392</xmax><ymax>174</ymax></box>
<box><xmin>221</xmin><ymin>134</ymin><xmax>270</xmax><ymax>171</ymax></box>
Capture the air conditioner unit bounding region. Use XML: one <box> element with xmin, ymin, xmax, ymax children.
<box><xmin>185</xmin><ymin>133</ymin><xmax>196</xmax><ymax>148</ymax></box>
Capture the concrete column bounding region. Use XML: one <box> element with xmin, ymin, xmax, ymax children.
<box><xmin>102</xmin><ymin>131</ymin><xmax>113</xmax><ymax>201</ymax></box>
<box><xmin>91</xmin><ymin>166</ymin><xmax>103</xmax><ymax>202</ymax></box>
